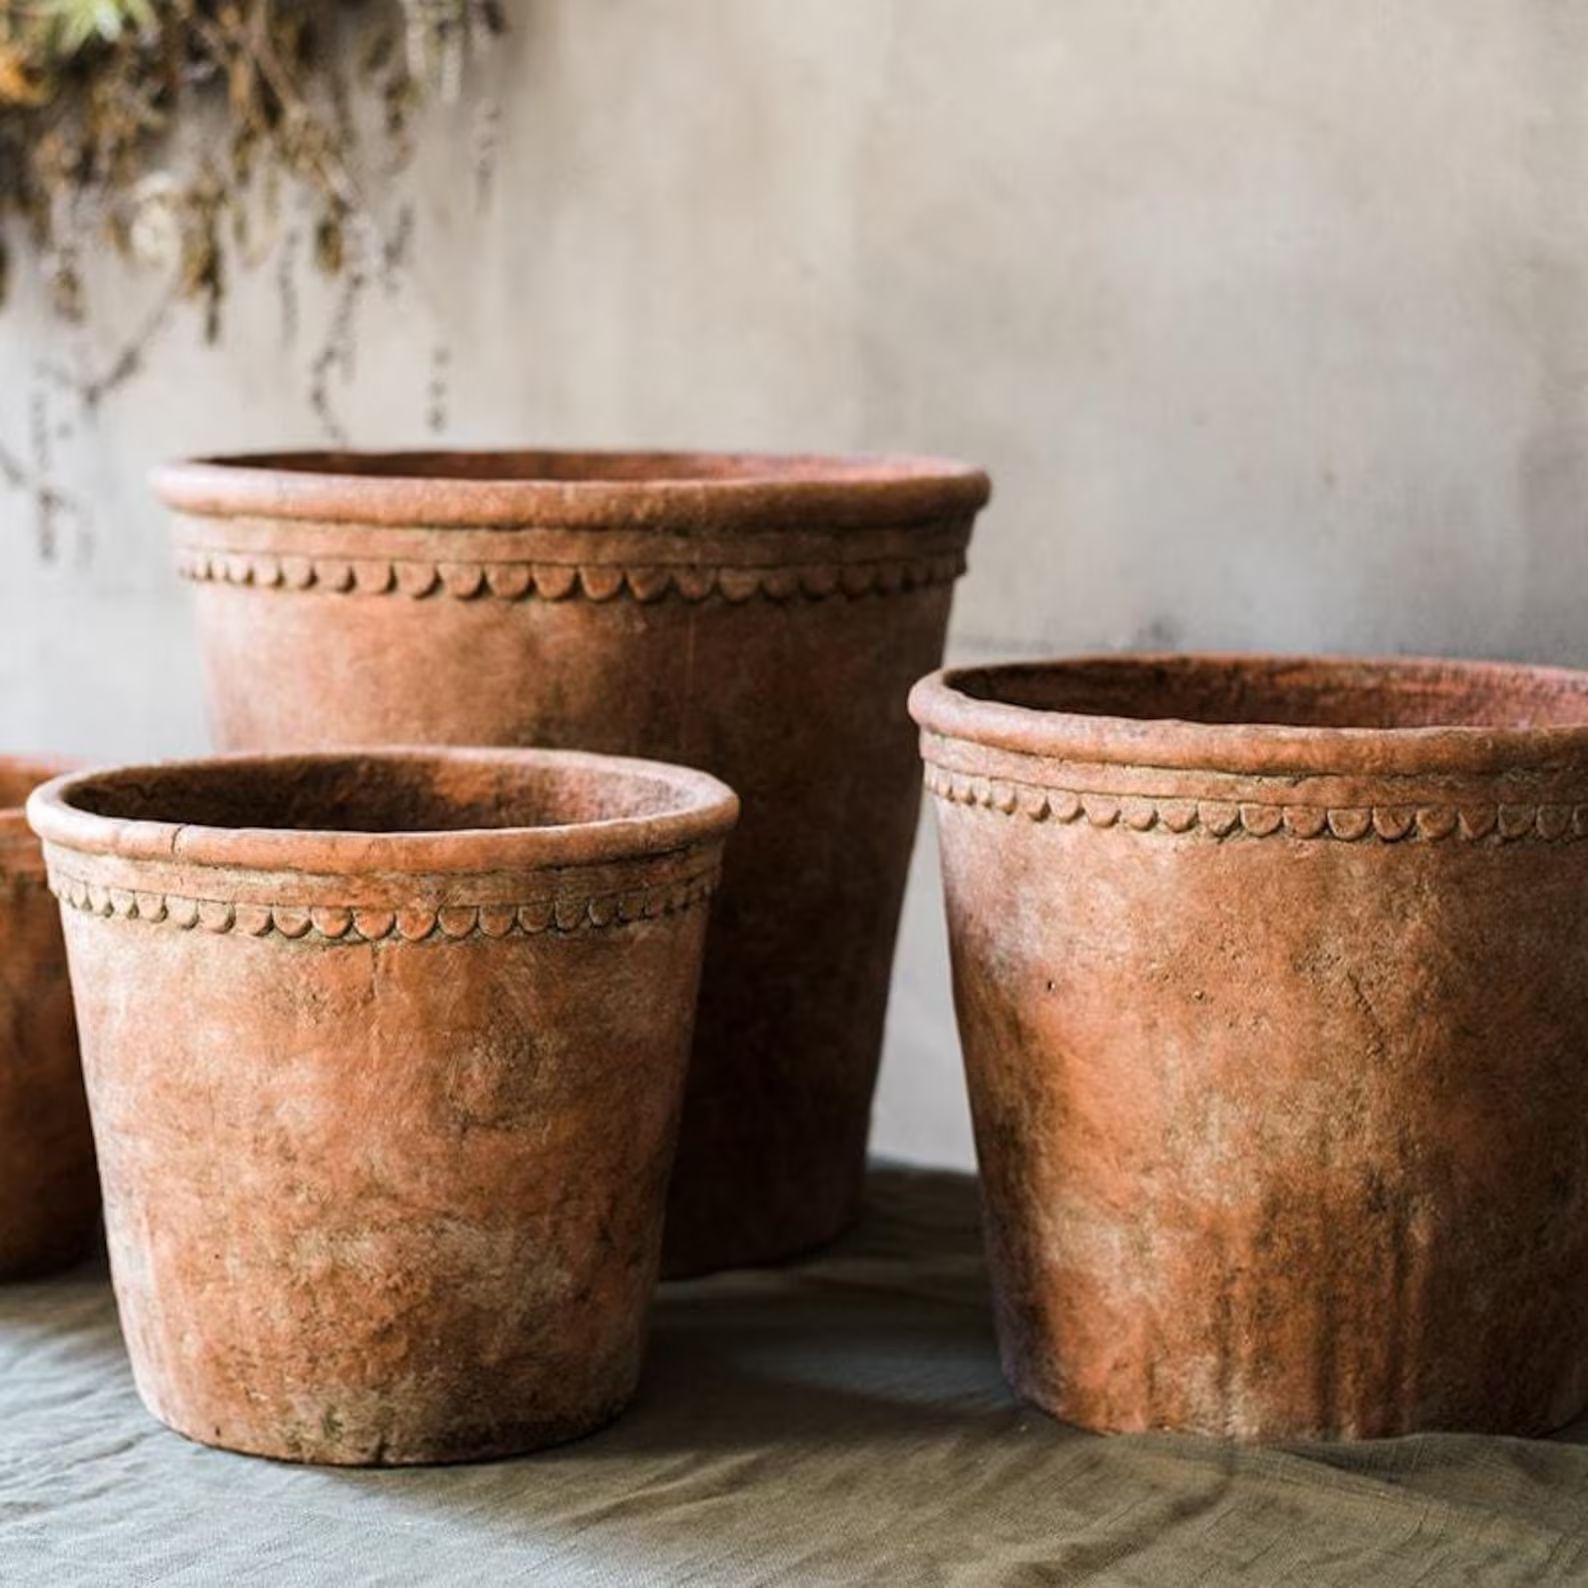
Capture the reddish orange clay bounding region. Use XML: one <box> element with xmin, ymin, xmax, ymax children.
<box><xmin>0</xmin><ymin>756</ymin><xmax>96</xmax><ymax>1279</ymax></box>
<box><xmin>30</xmin><ymin>747</ymin><xmax>737</xmax><ymax>1463</ymax></box>
<box><xmin>914</xmin><ymin>653</ymin><xmax>1588</xmax><ymax>1440</ymax></box>
<box><xmin>154</xmin><ymin>450</ymin><xmax>990</xmax><ymax>1275</ymax></box>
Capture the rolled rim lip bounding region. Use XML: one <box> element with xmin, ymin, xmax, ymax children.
<box><xmin>27</xmin><ymin>748</ymin><xmax>740</xmax><ymax>876</ymax></box>
<box><xmin>910</xmin><ymin>653</ymin><xmax>1588</xmax><ymax>777</ymax></box>
<box><xmin>151</xmin><ymin>449</ymin><xmax>992</xmax><ymax>530</ymax></box>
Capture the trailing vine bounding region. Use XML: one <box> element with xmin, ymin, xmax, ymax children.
<box><xmin>0</xmin><ymin>0</ymin><xmax>504</xmax><ymax>332</ymax></box>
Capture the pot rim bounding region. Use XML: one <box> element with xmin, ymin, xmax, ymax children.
<box><xmin>28</xmin><ymin>747</ymin><xmax>739</xmax><ymax>876</ymax></box>
<box><xmin>152</xmin><ymin>449</ymin><xmax>992</xmax><ymax>531</ymax></box>
<box><xmin>910</xmin><ymin>653</ymin><xmax>1588</xmax><ymax>777</ymax></box>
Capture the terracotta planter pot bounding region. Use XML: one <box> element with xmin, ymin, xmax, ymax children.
<box><xmin>913</xmin><ymin>654</ymin><xmax>1588</xmax><ymax>1440</ymax></box>
<box><xmin>29</xmin><ymin>748</ymin><xmax>737</xmax><ymax>1464</ymax></box>
<box><xmin>0</xmin><ymin>758</ymin><xmax>97</xmax><ymax>1278</ymax></box>
<box><xmin>154</xmin><ymin>450</ymin><xmax>990</xmax><ymax>1275</ymax></box>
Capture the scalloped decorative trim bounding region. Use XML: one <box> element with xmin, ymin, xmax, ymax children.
<box><xmin>923</xmin><ymin>765</ymin><xmax>1588</xmax><ymax>843</ymax></box>
<box><xmin>173</xmin><ymin>548</ymin><xmax>968</xmax><ymax>603</ymax></box>
<box><xmin>47</xmin><ymin>867</ymin><xmax>718</xmax><ymax>941</ymax></box>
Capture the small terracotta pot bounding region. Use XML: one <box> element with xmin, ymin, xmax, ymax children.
<box><xmin>0</xmin><ymin>757</ymin><xmax>97</xmax><ymax>1278</ymax></box>
<box><xmin>153</xmin><ymin>450</ymin><xmax>990</xmax><ymax>1275</ymax></box>
<box><xmin>29</xmin><ymin>748</ymin><xmax>737</xmax><ymax>1464</ymax></box>
<box><xmin>913</xmin><ymin>653</ymin><xmax>1588</xmax><ymax>1440</ymax></box>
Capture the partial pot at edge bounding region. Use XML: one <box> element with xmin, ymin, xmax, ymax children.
<box><xmin>0</xmin><ymin>757</ymin><xmax>97</xmax><ymax>1278</ymax></box>
<box><xmin>913</xmin><ymin>653</ymin><xmax>1588</xmax><ymax>1440</ymax></box>
<box><xmin>154</xmin><ymin>450</ymin><xmax>990</xmax><ymax>1275</ymax></box>
<box><xmin>29</xmin><ymin>748</ymin><xmax>737</xmax><ymax>1464</ymax></box>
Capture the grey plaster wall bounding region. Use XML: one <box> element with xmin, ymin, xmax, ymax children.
<box><xmin>5</xmin><ymin>1</ymin><xmax>1586</xmax><ymax>1168</ymax></box>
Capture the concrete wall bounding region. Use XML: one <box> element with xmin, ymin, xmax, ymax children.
<box><xmin>5</xmin><ymin>0</ymin><xmax>1587</xmax><ymax>1169</ymax></box>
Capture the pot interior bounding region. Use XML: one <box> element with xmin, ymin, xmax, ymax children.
<box><xmin>60</xmin><ymin>754</ymin><xmax>706</xmax><ymax>836</ymax></box>
<box><xmin>197</xmin><ymin>449</ymin><xmax>952</xmax><ymax>486</ymax></box>
<box><xmin>952</xmin><ymin>657</ymin><xmax>1588</xmax><ymax>732</ymax></box>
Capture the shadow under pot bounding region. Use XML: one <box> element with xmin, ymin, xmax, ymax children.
<box><xmin>154</xmin><ymin>450</ymin><xmax>991</xmax><ymax>1276</ymax></box>
<box><xmin>912</xmin><ymin>652</ymin><xmax>1588</xmax><ymax>1441</ymax></box>
<box><xmin>28</xmin><ymin>748</ymin><xmax>737</xmax><ymax>1465</ymax></box>
<box><xmin>0</xmin><ymin>757</ymin><xmax>98</xmax><ymax>1279</ymax></box>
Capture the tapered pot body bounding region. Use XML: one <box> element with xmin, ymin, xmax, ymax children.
<box><xmin>913</xmin><ymin>654</ymin><xmax>1588</xmax><ymax>1440</ymax></box>
<box><xmin>30</xmin><ymin>748</ymin><xmax>736</xmax><ymax>1463</ymax></box>
<box><xmin>156</xmin><ymin>451</ymin><xmax>989</xmax><ymax>1274</ymax></box>
<box><xmin>0</xmin><ymin>759</ymin><xmax>97</xmax><ymax>1278</ymax></box>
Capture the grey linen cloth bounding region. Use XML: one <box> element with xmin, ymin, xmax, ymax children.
<box><xmin>3</xmin><ymin>1166</ymin><xmax>1586</xmax><ymax>1586</ymax></box>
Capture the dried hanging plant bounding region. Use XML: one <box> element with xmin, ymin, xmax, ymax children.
<box><xmin>0</xmin><ymin>0</ymin><xmax>504</xmax><ymax>333</ymax></box>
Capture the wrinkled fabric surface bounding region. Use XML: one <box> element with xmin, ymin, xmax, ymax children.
<box><xmin>2</xmin><ymin>1165</ymin><xmax>1586</xmax><ymax>1586</ymax></box>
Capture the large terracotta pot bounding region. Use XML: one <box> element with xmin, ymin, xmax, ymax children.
<box><xmin>154</xmin><ymin>450</ymin><xmax>990</xmax><ymax>1275</ymax></box>
<box><xmin>0</xmin><ymin>757</ymin><xmax>97</xmax><ymax>1278</ymax></box>
<box><xmin>912</xmin><ymin>653</ymin><xmax>1588</xmax><ymax>1440</ymax></box>
<box><xmin>29</xmin><ymin>748</ymin><xmax>737</xmax><ymax>1464</ymax></box>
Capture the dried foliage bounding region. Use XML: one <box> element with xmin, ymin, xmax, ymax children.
<box><xmin>0</xmin><ymin>0</ymin><xmax>504</xmax><ymax>331</ymax></box>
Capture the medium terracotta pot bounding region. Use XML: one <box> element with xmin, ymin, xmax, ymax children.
<box><xmin>29</xmin><ymin>748</ymin><xmax>737</xmax><ymax>1464</ymax></box>
<box><xmin>0</xmin><ymin>757</ymin><xmax>97</xmax><ymax>1278</ymax></box>
<box><xmin>912</xmin><ymin>653</ymin><xmax>1588</xmax><ymax>1441</ymax></box>
<box><xmin>154</xmin><ymin>450</ymin><xmax>990</xmax><ymax>1275</ymax></box>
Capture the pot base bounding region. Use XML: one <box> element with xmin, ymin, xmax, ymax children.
<box><xmin>662</xmin><ymin>1199</ymin><xmax>862</xmax><ymax>1281</ymax></box>
<box><xmin>0</xmin><ymin>1225</ymin><xmax>99</xmax><ymax>1283</ymax></box>
<box><xmin>145</xmin><ymin>1387</ymin><xmax>635</xmax><ymax>1467</ymax></box>
<box><xmin>1004</xmin><ymin>1356</ymin><xmax>1588</xmax><ymax>1444</ymax></box>
<box><xmin>661</xmin><ymin>1125</ymin><xmax>867</xmax><ymax>1277</ymax></box>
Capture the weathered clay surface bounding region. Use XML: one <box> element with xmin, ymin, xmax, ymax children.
<box><xmin>912</xmin><ymin>654</ymin><xmax>1588</xmax><ymax>1441</ymax></box>
<box><xmin>0</xmin><ymin>757</ymin><xmax>97</xmax><ymax>1279</ymax></box>
<box><xmin>154</xmin><ymin>451</ymin><xmax>990</xmax><ymax>1275</ymax></box>
<box><xmin>29</xmin><ymin>748</ymin><xmax>737</xmax><ymax>1464</ymax></box>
